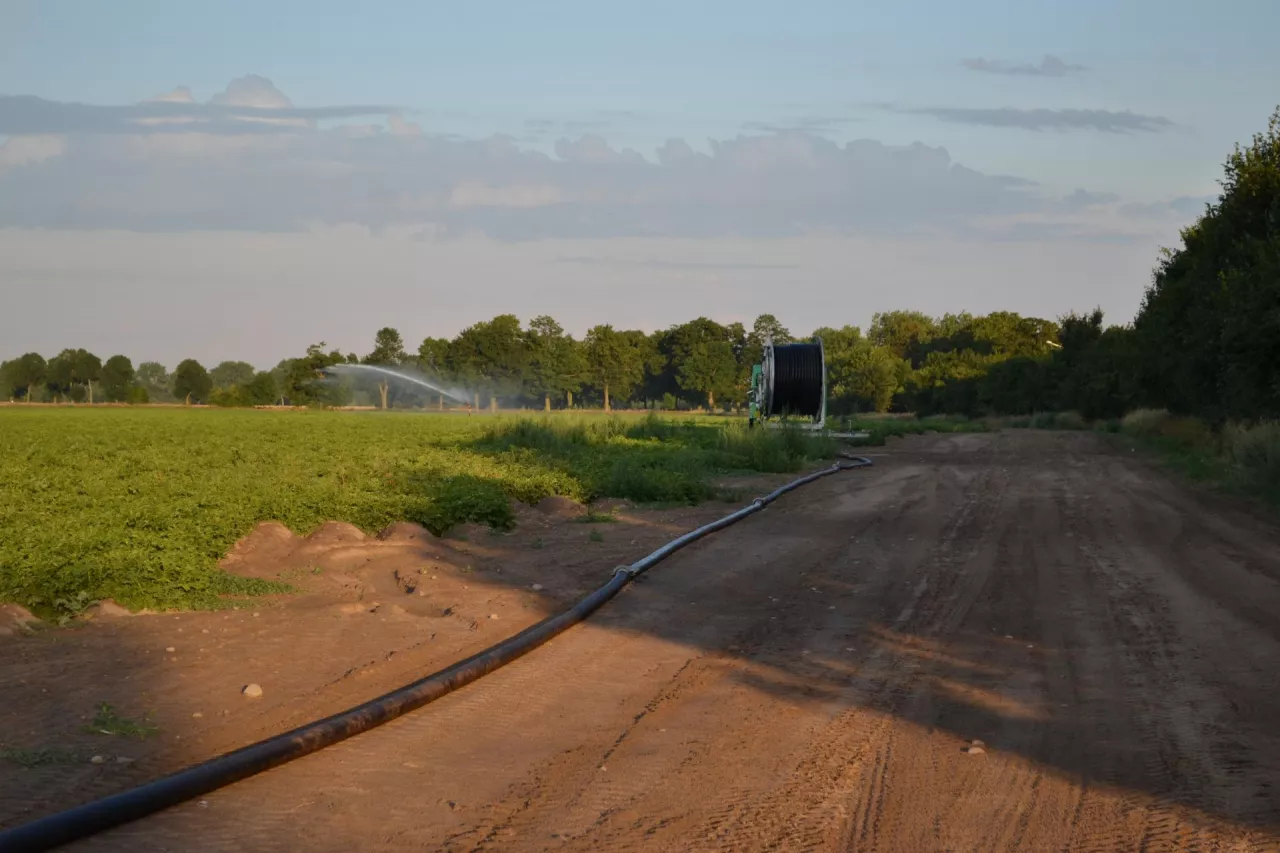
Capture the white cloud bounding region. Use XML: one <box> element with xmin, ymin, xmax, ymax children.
<box><xmin>962</xmin><ymin>55</ymin><xmax>1087</xmax><ymax>77</ymax></box>
<box><xmin>146</xmin><ymin>86</ymin><xmax>197</xmax><ymax>104</ymax></box>
<box><xmin>208</xmin><ymin>75</ymin><xmax>292</xmax><ymax>109</ymax></box>
<box><xmin>0</xmin><ymin>134</ymin><xmax>67</xmax><ymax>172</ymax></box>
<box><xmin>0</xmin><ymin>75</ymin><xmax>1152</xmax><ymax>244</ymax></box>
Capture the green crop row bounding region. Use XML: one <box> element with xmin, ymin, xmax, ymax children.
<box><xmin>0</xmin><ymin>408</ymin><xmax>835</xmax><ymax>616</ymax></box>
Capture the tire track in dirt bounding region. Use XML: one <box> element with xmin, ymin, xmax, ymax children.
<box><xmin>1046</xmin><ymin>440</ymin><xmax>1279</xmax><ymax>853</ymax></box>
<box><xmin>691</xmin><ymin>443</ymin><xmax>1012</xmax><ymax>852</ymax></box>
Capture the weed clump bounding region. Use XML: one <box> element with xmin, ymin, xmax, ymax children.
<box><xmin>85</xmin><ymin>703</ymin><xmax>158</xmax><ymax>740</ymax></box>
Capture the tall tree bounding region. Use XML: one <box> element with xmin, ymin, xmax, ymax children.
<box><xmin>364</xmin><ymin>327</ymin><xmax>408</xmax><ymax>410</ymax></box>
<box><xmin>448</xmin><ymin>315</ymin><xmax>528</xmax><ymax>411</ymax></box>
<box><xmin>748</xmin><ymin>314</ymin><xmax>792</xmax><ymax>348</ymax></box>
<box><xmin>210</xmin><ymin>361</ymin><xmax>256</xmax><ymax>390</ymax></box>
<box><xmin>828</xmin><ymin>340</ymin><xmax>907</xmax><ymax>413</ymax></box>
<box><xmin>244</xmin><ymin>371</ymin><xmax>279</xmax><ymax>406</ymax></box>
<box><xmin>172</xmin><ymin>359</ymin><xmax>212</xmax><ymax>405</ymax></box>
<box><xmin>641</xmin><ymin>329</ymin><xmax>680</xmax><ymax>409</ymax></box>
<box><xmin>366</xmin><ymin>327</ymin><xmax>407</xmax><ymax>365</ymax></box>
<box><xmin>2</xmin><ymin>353</ymin><xmax>46</xmax><ymax>401</ymax></box>
<box><xmin>100</xmin><ymin>355</ymin><xmax>136</xmax><ymax>403</ymax></box>
<box><xmin>78</xmin><ymin>350</ymin><xmax>103</xmax><ymax>403</ymax></box>
<box><xmin>583</xmin><ymin>324</ymin><xmax>646</xmax><ymax>412</ymax></box>
<box><xmin>417</xmin><ymin>337</ymin><xmax>451</xmax><ymax>374</ymax></box>
<box><xmin>1135</xmin><ymin>106</ymin><xmax>1280</xmax><ymax>420</ymax></box>
<box><xmin>135</xmin><ymin>362</ymin><xmax>173</xmax><ymax>403</ymax></box>
<box><xmin>282</xmin><ymin>342</ymin><xmax>351</xmax><ymax>407</ymax></box>
<box><xmin>810</xmin><ymin>325</ymin><xmax>863</xmax><ymax>357</ymax></box>
<box><xmin>45</xmin><ymin>349</ymin><xmax>102</xmax><ymax>403</ymax></box>
<box><xmin>868</xmin><ymin>311</ymin><xmax>938</xmax><ymax>360</ymax></box>
<box><xmin>670</xmin><ymin>318</ymin><xmax>738</xmax><ymax>409</ymax></box>
<box><xmin>416</xmin><ymin>336</ymin><xmax>453</xmax><ymax>409</ymax></box>
<box><xmin>526</xmin><ymin>315</ymin><xmax>584</xmax><ymax>411</ymax></box>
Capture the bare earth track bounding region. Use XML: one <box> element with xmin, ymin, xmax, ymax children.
<box><xmin>3</xmin><ymin>430</ymin><xmax>1280</xmax><ymax>851</ymax></box>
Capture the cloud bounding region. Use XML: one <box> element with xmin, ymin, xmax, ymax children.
<box><xmin>741</xmin><ymin>116</ymin><xmax>861</xmax><ymax>136</ymax></box>
<box><xmin>906</xmin><ymin>106</ymin><xmax>1174</xmax><ymax>133</ymax></box>
<box><xmin>0</xmin><ymin>76</ymin><xmax>1126</xmax><ymax>241</ymax></box>
<box><xmin>208</xmin><ymin>75</ymin><xmax>292</xmax><ymax>109</ymax></box>
<box><xmin>147</xmin><ymin>86</ymin><xmax>196</xmax><ymax>104</ymax></box>
<box><xmin>962</xmin><ymin>55</ymin><xmax>1086</xmax><ymax>77</ymax></box>
<box><xmin>1056</xmin><ymin>188</ymin><xmax>1121</xmax><ymax>211</ymax></box>
<box><xmin>0</xmin><ymin>134</ymin><xmax>67</xmax><ymax>172</ymax></box>
<box><xmin>0</xmin><ymin>75</ymin><xmax>392</xmax><ymax>136</ymax></box>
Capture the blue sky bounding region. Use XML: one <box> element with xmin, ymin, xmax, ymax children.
<box><xmin>2</xmin><ymin>0</ymin><xmax>1278</xmax><ymax>365</ymax></box>
<box><xmin>7</xmin><ymin>0</ymin><xmax>1278</xmax><ymax>195</ymax></box>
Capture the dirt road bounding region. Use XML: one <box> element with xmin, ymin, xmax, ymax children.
<box><xmin>5</xmin><ymin>430</ymin><xmax>1280</xmax><ymax>851</ymax></box>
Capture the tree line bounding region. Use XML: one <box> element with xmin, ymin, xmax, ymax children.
<box><xmin>4</xmin><ymin>107</ymin><xmax>1276</xmax><ymax>424</ymax></box>
<box><xmin>0</xmin><ymin>311</ymin><xmax>1059</xmax><ymax>414</ymax></box>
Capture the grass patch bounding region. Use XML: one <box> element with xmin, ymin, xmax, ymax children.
<box><xmin>836</xmin><ymin>414</ymin><xmax>987</xmax><ymax>446</ymax></box>
<box><xmin>480</xmin><ymin>413</ymin><xmax>835</xmax><ymax>505</ymax></box>
<box><xmin>84</xmin><ymin>703</ymin><xmax>158</xmax><ymax>740</ymax></box>
<box><xmin>576</xmin><ymin>507</ymin><xmax>618</xmax><ymax>523</ymax></box>
<box><xmin>0</xmin><ymin>746</ymin><xmax>80</xmax><ymax>768</ymax></box>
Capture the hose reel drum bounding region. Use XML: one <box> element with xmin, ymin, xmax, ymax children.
<box><xmin>748</xmin><ymin>338</ymin><xmax>827</xmax><ymax>429</ymax></box>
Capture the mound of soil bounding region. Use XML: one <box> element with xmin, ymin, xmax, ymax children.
<box><xmin>377</xmin><ymin>522</ymin><xmax>433</xmax><ymax>542</ymax></box>
<box><xmin>82</xmin><ymin>599</ymin><xmax>133</xmax><ymax>619</ymax></box>
<box><xmin>0</xmin><ymin>603</ymin><xmax>40</xmax><ymax>636</ymax></box>
<box><xmin>302</xmin><ymin>521</ymin><xmax>367</xmax><ymax>547</ymax></box>
<box><xmin>220</xmin><ymin>522</ymin><xmax>300</xmax><ymax>577</ymax></box>
<box><xmin>533</xmin><ymin>496</ymin><xmax>586</xmax><ymax>518</ymax></box>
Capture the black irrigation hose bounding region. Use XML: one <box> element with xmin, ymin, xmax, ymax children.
<box><xmin>0</xmin><ymin>457</ymin><xmax>873</xmax><ymax>853</ymax></box>
<box><xmin>769</xmin><ymin>343</ymin><xmax>825</xmax><ymax>419</ymax></box>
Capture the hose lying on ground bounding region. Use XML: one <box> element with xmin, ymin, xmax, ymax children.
<box><xmin>0</xmin><ymin>457</ymin><xmax>873</xmax><ymax>853</ymax></box>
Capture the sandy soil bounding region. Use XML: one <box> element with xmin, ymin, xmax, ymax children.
<box><xmin>2</xmin><ymin>430</ymin><xmax>1279</xmax><ymax>852</ymax></box>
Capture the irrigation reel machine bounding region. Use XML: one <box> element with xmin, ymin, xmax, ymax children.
<box><xmin>748</xmin><ymin>337</ymin><xmax>827</xmax><ymax>430</ymax></box>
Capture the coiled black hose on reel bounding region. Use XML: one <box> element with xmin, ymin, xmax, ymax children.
<box><xmin>765</xmin><ymin>341</ymin><xmax>825</xmax><ymax>419</ymax></box>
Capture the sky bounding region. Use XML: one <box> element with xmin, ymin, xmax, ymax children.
<box><xmin>2</xmin><ymin>0</ymin><xmax>1278</xmax><ymax>368</ymax></box>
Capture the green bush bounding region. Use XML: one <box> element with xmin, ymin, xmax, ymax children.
<box><xmin>1054</xmin><ymin>411</ymin><xmax>1088</xmax><ymax>430</ymax></box>
<box><xmin>1121</xmin><ymin>408</ymin><xmax>1172</xmax><ymax>437</ymax></box>
<box><xmin>1156</xmin><ymin>416</ymin><xmax>1216</xmax><ymax>451</ymax></box>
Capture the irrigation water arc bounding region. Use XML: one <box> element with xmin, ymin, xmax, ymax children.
<box><xmin>324</xmin><ymin>364</ymin><xmax>473</xmax><ymax>406</ymax></box>
<box><xmin>0</xmin><ymin>457</ymin><xmax>873</xmax><ymax>853</ymax></box>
